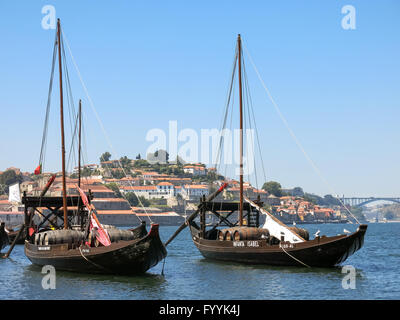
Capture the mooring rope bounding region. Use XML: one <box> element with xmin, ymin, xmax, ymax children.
<box><xmin>78</xmin><ymin>245</ymin><xmax>111</xmax><ymax>272</ymax></box>
<box><xmin>280</xmin><ymin>245</ymin><xmax>311</xmax><ymax>268</ymax></box>
<box><xmin>62</xmin><ymin>30</ymin><xmax>152</xmax><ymax>224</ymax></box>
<box><xmin>161</xmin><ymin>257</ymin><xmax>166</xmax><ymax>276</ymax></box>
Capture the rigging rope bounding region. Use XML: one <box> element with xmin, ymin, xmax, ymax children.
<box><xmin>62</xmin><ymin>30</ymin><xmax>151</xmax><ymax>224</ymax></box>
<box><xmin>242</xmin><ymin>41</ymin><xmax>361</xmax><ymax>225</ymax></box>
<box><xmin>38</xmin><ymin>31</ymin><xmax>58</xmax><ymax>173</ymax></box>
<box><xmin>242</xmin><ymin>57</ymin><xmax>267</xmax><ymax>188</ymax></box>
<box><xmin>214</xmin><ymin>46</ymin><xmax>238</xmax><ymax>173</ymax></box>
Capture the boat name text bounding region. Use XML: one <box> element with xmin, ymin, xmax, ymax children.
<box><xmin>38</xmin><ymin>246</ymin><xmax>51</xmax><ymax>251</ymax></box>
<box><xmin>233</xmin><ymin>241</ymin><xmax>260</xmax><ymax>247</ymax></box>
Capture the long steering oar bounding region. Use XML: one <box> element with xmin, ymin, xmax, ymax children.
<box><xmin>1</xmin><ymin>174</ymin><xmax>56</xmax><ymax>259</ymax></box>
<box><xmin>164</xmin><ymin>183</ymin><xmax>228</xmax><ymax>247</ymax></box>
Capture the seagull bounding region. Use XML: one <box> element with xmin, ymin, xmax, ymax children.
<box><xmin>314</xmin><ymin>230</ymin><xmax>320</xmax><ymax>237</ymax></box>
<box><xmin>343</xmin><ymin>229</ymin><xmax>351</xmax><ymax>234</ymax></box>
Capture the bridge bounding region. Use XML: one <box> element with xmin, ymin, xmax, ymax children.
<box><xmin>341</xmin><ymin>197</ymin><xmax>400</xmax><ymax>207</ymax></box>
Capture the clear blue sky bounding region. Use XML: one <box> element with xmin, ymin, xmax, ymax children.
<box><xmin>0</xmin><ymin>0</ymin><xmax>399</xmax><ymax>197</ymax></box>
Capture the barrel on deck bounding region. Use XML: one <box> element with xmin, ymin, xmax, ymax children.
<box><xmin>288</xmin><ymin>227</ymin><xmax>309</xmax><ymax>241</ymax></box>
<box><xmin>89</xmin><ymin>228</ymin><xmax>137</xmax><ymax>247</ymax></box>
<box><xmin>106</xmin><ymin>228</ymin><xmax>136</xmax><ymax>242</ymax></box>
<box><xmin>42</xmin><ymin>230</ymin><xmax>85</xmax><ymax>246</ymax></box>
<box><xmin>217</xmin><ymin>228</ymin><xmax>239</xmax><ymax>241</ymax></box>
<box><xmin>233</xmin><ymin>227</ymin><xmax>270</xmax><ymax>241</ymax></box>
<box><xmin>217</xmin><ymin>227</ymin><xmax>270</xmax><ymax>241</ymax></box>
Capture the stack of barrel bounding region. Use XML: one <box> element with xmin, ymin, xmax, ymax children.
<box><xmin>35</xmin><ymin>230</ymin><xmax>86</xmax><ymax>246</ymax></box>
<box><xmin>218</xmin><ymin>227</ymin><xmax>270</xmax><ymax>241</ymax></box>
<box><xmin>33</xmin><ymin>226</ymin><xmax>137</xmax><ymax>247</ymax></box>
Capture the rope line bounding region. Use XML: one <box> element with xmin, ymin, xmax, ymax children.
<box><xmin>39</xmin><ymin>31</ymin><xmax>58</xmax><ymax>173</ymax></box>
<box><xmin>62</xmin><ymin>30</ymin><xmax>152</xmax><ymax>224</ymax></box>
<box><xmin>78</xmin><ymin>245</ymin><xmax>110</xmax><ymax>272</ymax></box>
<box><xmin>242</xmin><ymin>40</ymin><xmax>360</xmax><ymax>225</ymax></box>
<box><xmin>280</xmin><ymin>245</ymin><xmax>311</xmax><ymax>268</ymax></box>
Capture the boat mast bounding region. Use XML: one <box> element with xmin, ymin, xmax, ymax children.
<box><xmin>78</xmin><ymin>99</ymin><xmax>82</xmax><ymax>188</ymax></box>
<box><xmin>57</xmin><ymin>19</ymin><xmax>68</xmax><ymax>229</ymax></box>
<box><xmin>237</xmin><ymin>34</ymin><xmax>244</xmax><ymax>226</ymax></box>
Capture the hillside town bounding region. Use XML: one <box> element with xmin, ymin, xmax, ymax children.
<box><xmin>0</xmin><ymin>154</ymin><xmax>352</xmax><ymax>226</ymax></box>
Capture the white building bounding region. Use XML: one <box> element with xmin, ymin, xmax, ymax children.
<box><xmin>120</xmin><ymin>182</ymin><xmax>175</xmax><ymax>200</ymax></box>
<box><xmin>183</xmin><ymin>165</ymin><xmax>207</xmax><ymax>176</ymax></box>
<box><xmin>181</xmin><ymin>184</ymin><xmax>209</xmax><ymax>200</ymax></box>
<box><xmin>73</xmin><ymin>163</ymin><xmax>99</xmax><ymax>174</ymax></box>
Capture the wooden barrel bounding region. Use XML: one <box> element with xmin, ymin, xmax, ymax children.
<box><xmin>233</xmin><ymin>227</ymin><xmax>270</xmax><ymax>241</ymax></box>
<box><xmin>224</xmin><ymin>229</ymin><xmax>233</xmax><ymax>240</ymax></box>
<box><xmin>43</xmin><ymin>230</ymin><xmax>85</xmax><ymax>245</ymax></box>
<box><xmin>289</xmin><ymin>227</ymin><xmax>309</xmax><ymax>241</ymax></box>
<box><xmin>223</xmin><ymin>227</ymin><xmax>243</xmax><ymax>241</ymax></box>
<box><xmin>34</xmin><ymin>233</ymin><xmax>42</xmax><ymax>245</ymax></box>
<box><xmin>106</xmin><ymin>228</ymin><xmax>135</xmax><ymax>242</ymax></box>
<box><xmin>102</xmin><ymin>224</ymin><xmax>117</xmax><ymax>230</ymax></box>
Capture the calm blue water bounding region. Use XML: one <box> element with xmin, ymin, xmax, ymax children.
<box><xmin>0</xmin><ymin>223</ymin><xmax>399</xmax><ymax>300</ymax></box>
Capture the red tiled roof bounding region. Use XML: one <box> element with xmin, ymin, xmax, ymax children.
<box><xmin>121</xmin><ymin>186</ymin><xmax>157</xmax><ymax>191</ymax></box>
<box><xmin>184</xmin><ymin>184</ymin><xmax>208</xmax><ymax>189</ymax></box>
<box><xmin>95</xmin><ymin>210</ymin><xmax>134</xmax><ymax>215</ymax></box>
<box><xmin>157</xmin><ymin>182</ymin><xmax>173</xmax><ymax>186</ymax></box>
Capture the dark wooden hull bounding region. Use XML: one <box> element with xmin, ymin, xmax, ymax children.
<box><xmin>190</xmin><ymin>224</ymin><xmax>367</xmax><ymax>267</ymax></box>
<box><xmin>25</xmin><ymin>223</ymin><xmax>167</xmax><ymax>274</ymax></box>
<box><xmin>0</xmin><ymin>230</ymin><xmax>8</xmax><ymax>251</ymax></box>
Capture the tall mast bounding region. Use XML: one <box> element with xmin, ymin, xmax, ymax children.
<box><xmin>78</xmin><ymin>99</ymin><xmax>82</xmax><ymax>188</ymax></box>
<box><xmin>57</xmin><ymin>19</ymin><xmax>68</xmax><ymax>229</ymax></box>
<box><xmin>237</xmin><ymin>34</ymin><xmax>244</xmax><ymax>227</ymax></box>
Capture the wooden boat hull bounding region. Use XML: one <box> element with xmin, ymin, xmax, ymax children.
<box><xmin>25</xmin><ymin>223</ymin><xmax>167</xmax><ymax>274</ymax></box>
<box><xmin>190</xmin><ymin>224</ymin><xmax>367</xmax><ymax>267</ymax></box>
<box><xmin>0</xmin><ymin>230</ymin><xmax>8</xmax><ymax>251</ymax></box>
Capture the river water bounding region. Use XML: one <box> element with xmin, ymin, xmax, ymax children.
<box><xmin>0</xmin><ymin>222</ymin><xmax>399</xmax><ymax>300</ymax></box>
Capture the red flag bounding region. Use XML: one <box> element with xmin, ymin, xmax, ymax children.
<box><xmin>76</xmin><ymin>185</ymin><xmax>111</xmax><ymax>247</ymax></box>
<box><xmin>90</xmin><ymin>211</ymin><xmax>111</xmax><ymax>247</ymax></box>
<box><xmin>34</xmin><ymin>164</ymin><xmax>42</xmax><ymax>175</ymax></box>
<box><xmin>76</xmin><ymin>185</ymin><xmax>90</xmax><ymax>210</ymax></box>
<box><xmin>28</xmin><ymin>227</ymin><xmax>35</xmax><ymax>237</ymax></box>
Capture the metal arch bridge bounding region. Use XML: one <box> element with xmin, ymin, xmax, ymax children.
<box><xmin>341</xmin><ymin>197</ymin><xmax>400</xmax><ymax>207</ymax></box>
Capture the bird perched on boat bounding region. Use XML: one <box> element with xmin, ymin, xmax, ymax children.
<box><xmin>314</xmin><ymin>230</ymin><xmax>320</xmax><ymax>237</ymax></box>
<box><xmin>343</xmin><ymin>229</ymin><xmax>351</xmax><ymax>234</ymax></box>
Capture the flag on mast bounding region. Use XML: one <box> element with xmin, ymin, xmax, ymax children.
<box><xmin>34</xmin><ymin>164</ymin><xmax>42</xmax><ymax>175</ymax></box>
<box><xmin>76</xmin><ymin>185</ymin><xmax>111</xmax><ymax>247</ymax></box>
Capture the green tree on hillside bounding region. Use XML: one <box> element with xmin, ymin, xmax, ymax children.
<box><xmin>262</xmin><ymin>181</ymin><xmax>282</xmax><ymax>197</ymax></box>
<box><xmin>104</xmin><ymin>183</ymin><xmax>122</xmax><ymax>198</ymax></box>
<box><xmin>100</xmin><ymin>152</ymin><xmax>111</xmax><ymax>162</ymax></box>
<box><xmin>0</xmin><ymin>170</ymin><xmax>23</xmax><ymax>195</ymax></box>
<box><xmin>125</xmin><ymin>192</ymin><xmax>150</xmax><ymax>207</ymax></box>
<box><xmin>133</xmin><ymin>159</ymin><xmax>150</xmax><ymax>168</ymax></box>
<box><xmin>119</xmin><ymin>156</ymin><xmax>132</xmax><ymax>169</ymax></box>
